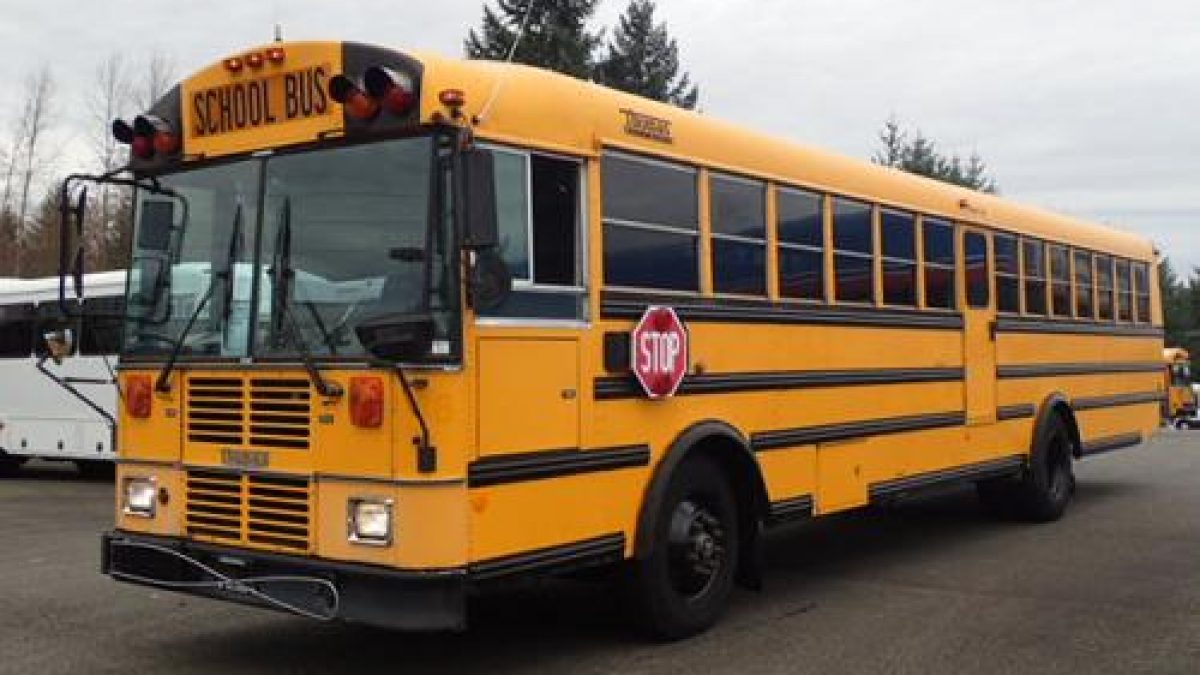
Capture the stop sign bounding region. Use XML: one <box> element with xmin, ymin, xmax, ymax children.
<box><xmin>631</xmin><ymin>306</ymin><xmax>689</xmax><ymax>399</ymax></box>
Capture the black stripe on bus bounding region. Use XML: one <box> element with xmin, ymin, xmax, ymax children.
<box><xmin>1072</xmin><ymin>391</ymin><xmax>1165</xmax><ymax>411</ymax></box>
<box><xmin>467</xmin><ymin>445</ymin><xmax>650</xmax><ymax>488</ymax></box>
<box><xmin>997</xmin><ymin>362</ymin><xmax>1163</xmax><ymax>379</ymax></box>
<box><xmin>469</xmin><ymin>533</ymin><xmax>625</xmax><ymax>582</ymax></box>
<box><xmin>995</xmin><ymin>316</ymin><xmax>1163</xmax><ymax>338</ymax></box>
<box><xmin>1080</xmin><ymin>432</ymin><xmax>1143</xmax><ymax>457</ymax></box>
<box><xmin>767</xmin><ymin>495</ymin><xmax>815</xmax><ymax>525</ymax></box>
<box><xmin>868</xmin><ymin>455</ymin><xmax>1026</xmax><ymax>500</ymax></box>
<box><xmin>996</xmin><ymin>404</ymin><xmax>1036</xmax><ymax>421</ymax></box>
<box><xmin>594</xmin><ymin>367</ymin><xmax>965</xmax><ymax>400</ymax></box>
<box><xmin>601</xmin><ymin>291</ymin><xmax>963</xmax><ymax>330</ymax></box>
<box><xmin>751</xmin><ymin>411</ymin><xmax>966</xmax><ymax>452</ymax></box>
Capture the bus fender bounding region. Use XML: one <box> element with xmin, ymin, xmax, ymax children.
<box><xmin>632</xmin><ymin>420</ymin><xmax>769</xmax><ymax>589</ymax></box>
<box><xmin>1033</xmin><ymin>392</ymin><xmax>1082</xmax><ymax>459</ymax></box>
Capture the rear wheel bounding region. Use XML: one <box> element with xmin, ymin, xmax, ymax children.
<box><xmin>977</xmin><ymin>414</ymin><xmax>1075</xmax><ymax>522</ymax></box>
<box><xmin>628</xmin><ymin>456</ymin><xmax>739</xmax><ymax>641</ymax></box>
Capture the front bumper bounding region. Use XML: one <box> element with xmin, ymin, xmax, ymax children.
<box><xmin>102</xmin><ymin>531</ymin><xmax>466</xmax><ymax>631</ymax></box>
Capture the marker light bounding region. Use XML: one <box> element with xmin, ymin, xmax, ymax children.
<box><xmin>364</xmin><ymin>66</ymin><xmax>415</xmax><ymax>115</ymax></box>
<box><xmin>266</xmin><ymin>46</ymin><xmax>286</xmax><ymax>64</ymax></box>
<box><xmin>224</xmin><ymin>57</ymin><xmax>244</xmax><ymax>73</ymax></box>
<box><xmin>126</xmin><ymin>374</ymin><xmax>153</xmax><ymax>418</ymax></box>
<box><xmin>329</xmin><ymin>75</ymin><xmax>379</xmax><ymax>120</ymax></box>
<box><xmin>438</xmin><ymin>89</ymin><xmax>465</xmax><ymax>108</ymax></box>
<box><xmin>245</xmin><ymin>51</ymin><xmax>265</xmax><ymax>69</ymax></box>
<box><xmin>349</xmin><ymin>376</ymin><xmax>384</xmax><ymax>428</ymax></box>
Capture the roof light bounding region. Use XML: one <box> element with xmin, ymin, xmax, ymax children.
<box><xmin>438</xmin><ymin>89</ymin><xmax>465</xmax><ymax>108</ymax></box>
<box><xmin>245</xmin><ymin>51</ymin><xmax>265</xmax><ymax>69</ymax></box>
<box><xmin>364</xmin><ymin>66</ymin><xmax>415</xmax><ymax>115</ymax></box>
<box><xmin>224</xmin><ymin>57</ymin><xmax>244</xmax><ymax>73</ymax></box>
<box><xmin>329</xmin><ymin>75</ymin><xmax>379</xmax><ymax>120</ymax></box>
<box><xmin>266</xmin><ymin>46</ymin><xmax>286</xmax><ymax>64</ymax></box>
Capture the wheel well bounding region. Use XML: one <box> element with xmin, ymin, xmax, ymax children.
<box><xmin>1039</xmin><ymin>394</ymin><xmax>1083</xmax><ymax>458</ymax></box>
<box><xmin>633</xmin><ymin>421</ymin><xmax>768</xmax><ymax>561</ymax></box>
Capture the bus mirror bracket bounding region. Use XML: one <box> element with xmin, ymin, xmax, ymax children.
<box><xmin>43</xmin><ymin>328</ymin><xmax>75</xmax><ymax>365</ymax></box>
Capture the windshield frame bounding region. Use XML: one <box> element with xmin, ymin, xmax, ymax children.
<box><xmin>119</xmin><ymin>128</ymin><xmax>462</xmax><ymax>367</ymax></box>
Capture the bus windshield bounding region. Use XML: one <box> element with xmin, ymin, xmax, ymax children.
<box><xmin>122</xmin><ymin>135</ymin><xmax>458</xmax><ymax>362</ymax></box>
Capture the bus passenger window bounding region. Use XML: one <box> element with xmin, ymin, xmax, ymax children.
<box><xmin>1073</xmin><ymin>251</ymin><xmax>1094</xmax><ymax>319</ymax></box>
<box><xmin>776</xmin><ymin>188</ymin><xmax>824</xmax><ymax>301</ymax></box>
<box><xmin>1133</xmin><ymin>263</ymin><xmax>1151</xmax><ymax>323</ymax></box>
<box><xmin>1115</xmin><ymin>259</ymin><xmax>1132</xmax><ymax>322</ymax></box>
<box><xmin>482</xmin><ymin>149</ymin><xmax>585</xmax><ymax>320</ymax></box>
<box><xmin>964</xmin><ymin>232</ymin><xmax>989</xmax><ymax>308</ymax></box>
<box><xmin>602</xmin><ymin>153</ymin><xmax>699</xmax><ymax>292</ymax></box>
<box><xmin>994</xmin><ymin>233</ymin><xmax>1019</xmax><ymax>313</ymax></box>
<box><xmin>1022</xmin><ymin>239</ymin><xmax>1047</xmax><ymax>316</ymax></box>
<box><xmin>832</xmin><ymin>198</ymin><xmax>874</xmax><ymax>304</ymax></box>
<box><xmin>710</xmin><ymin>174</ymin><xmax>766</xmax><ymax>296</ymax></box>
<box><xmin>922</xmin><ymin>218</ymin><xmax>955</xmax><ymax>310</ymax></box>
<box><xmin>0</xmin><ymin>303</ymin><xmax>35</xmax><ymax>358</ymax></box>
<box><xmin>1049</xmin><ymin>245</ymin><xmax>1071</xmax><ymax>317</ymax></box>
<box><xmin>880</xmin><ymin>210</ymin><xmax>917</xmax><ymax>306</ymax></box>
<box><xmin>1095</xmin><ymin>255</ymin><xmax>1114</xmax><ymax>320</ymax></box>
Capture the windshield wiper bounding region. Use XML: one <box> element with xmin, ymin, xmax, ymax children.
<box><xmin>270</xmin><ymin>197</ymin><xmax>342</xmax><ymax>398</ymax></box>
<box><xmin>155</xmin><ymin>203</ymin><xmax>243</xmax><ymax>392</ymax></box>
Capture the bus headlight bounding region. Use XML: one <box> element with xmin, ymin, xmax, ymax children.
<box><xmin>122</xmin><ymin>476</ymin><xmax>157</xmax><ymax>517</ymax></box>
<box><xmin>348</xmin><ymin>498</ymin><xmax>393</xmax><ymax>546</ymax></box>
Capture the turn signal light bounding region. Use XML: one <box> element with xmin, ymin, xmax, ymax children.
<box><xmin>349</xmin><ymin>377</ymin><xmax>384</xmax><ymax>428</ymax></box>
<box><xmin>126</xmin><ymin>375</ymin><xmax>153</xmax><ymax>419</ymax></box>
<box><xmin>330</xmin><ymin>75</ymin><xmax>379</xmax><ymax>120</ymax></box>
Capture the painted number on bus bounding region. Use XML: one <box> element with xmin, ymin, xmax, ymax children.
<box><xmin>631</xmin><ymin>306</ymin><xmax>689</xmax><ymax>399</ymax></box>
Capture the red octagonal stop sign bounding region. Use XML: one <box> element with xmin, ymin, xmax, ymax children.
<box><xmin>631</xmin><ymin>306</ymin><xmax>689</xmax><ymax>399</ymax></box>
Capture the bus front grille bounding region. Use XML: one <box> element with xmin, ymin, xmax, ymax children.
<box><xmin>186</xmin><ymin>376</ymin><xmax>312</xmax><ymax>451</ymax></box>
<box><xmin>185</xmin><ymin>470</ymin><xmax>313</xmax><ymax>553</ymax></box>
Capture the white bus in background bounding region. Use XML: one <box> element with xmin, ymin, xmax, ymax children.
<box><xmin>0</xmin><ymin>272</ymin><xmax>124</xmax><ymax>476</ymax></box>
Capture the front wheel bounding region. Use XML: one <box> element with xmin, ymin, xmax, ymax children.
<box><xmin>1013</xmin><ymin>415</ymin><xmax>1075</xmax><ymax>522</ymax></box>
<box><xmin>627</xmin><ymin>456</ymin><xmax>739</xmax><ymax>641</ymax></box>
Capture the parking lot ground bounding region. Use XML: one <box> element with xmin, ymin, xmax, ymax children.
<box><xmin>2</xmin><ymin>430</ymin><xmax>1200</xmax><ymax>674</ymax></box>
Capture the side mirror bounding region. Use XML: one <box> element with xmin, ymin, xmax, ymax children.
<box><xmin>469</xmin><ymin>249</ymin><xmax>513</xmax><ymax>311</ymax></box>
<box><xmin>459</xmin><ymin>149</ymin><xmax>498</xmax><ymax>249</ymax></box>
<box><xmin>137</xmin><ymin>200</ymin><xmax>176</xmax><ymax>253</ymax></box>
<box><xmin>43</xmin><ymin>328</ymin><xmax>74</xmax><ymax>365</ymax></box>
<box><xmin>354</xmin><ymin>312</ymin><xmax>435</xmax><ymax>362</ymax></box>
<box><xmin>59</xmin><ymin>185</ymin><xmax>88</xmax><ymax>310</ymax></box>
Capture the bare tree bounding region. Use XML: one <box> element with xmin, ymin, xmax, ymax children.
<box><xmin>86</xmin><ymin>53</ymin><xmax>133</xmax><ymax>270</ymax></box>
<box><xmin>9</xmin><ymin>66</ymin><xmax>56</xmax><ymax>276</ymax></box>
<box><xmin>136</xmin><ymin>51</ymin><xmax>176</xmax><ymax>110</ymax></box>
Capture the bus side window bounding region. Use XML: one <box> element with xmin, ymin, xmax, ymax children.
<box><xmin>880</xmin><ymin>209</ymin><xmax>917</xmax><ymax>307</ymax></box>
<box><xmin>922</xmin><ymin>218</ymin><xmax>955</xmax><ymax>310</ymax></box>
<box><xmin>832</xmin><ymin>198</ymin><xmax>874</xmax><ymax>304</ymax></box>
<box><xmin>1133</xmin><ymin>263</ymin><xmax>1151</xmax><ymax>324</ymax></box>
<box><xmin>710</xmin><ymin>173</ymin><xmax>766</xmax><ymax>296</ymax></box>
<box><xmin>1115</xmin><ymin>259</ymin><xmax>1133</xmax><ymax>322</ymax></box>
<box><xmin>964</xmin><ymin>231</ymin><xmax>989</xmax><ymax>308</ymax></box>
<box><xmin>1022</xmin><ymin>239</ymin><xmax>1047</xmax><ymax>316</ymax></box>
<box><xmin>1095</xmin><ymin>255</ymin><xmax>1114</xmax><ymax>321</ymax></box>
<box><xmin>0</xmin><ymin>302</ymin><xmax>35</xmax><ymax>358</ymax></box>
<box><xmin>602</xmin><ymin>152</ymin><xmax>699</xmax><ymax>293</ymax></box>
<box><xmin>1073</xmin><ymin>250</ymin><xmax>1094</xmax><ymax>319</ymax></box>
<box><xmin>81</xmin><ymin>296</ymin><xmax>125</xmax><ymax>355</ymax></box>
<box><xmin>1049</xmin><ymin>244</ymin><xmax>1071</xmax><ymax>317</ymax></box>
<box><xmin>776</xmin><ymin>187</ymin><xmax>824</xmax><ymax>301</ymax></box>
<box><xmin>481</xmin><ymin>148</ymin><xmax>585</xmax><ymax>320</ymax></box>
<box><xmin>994</xmin><ymin>233</ymin><xmax>1020</xmax><ymax>313</ymax></box>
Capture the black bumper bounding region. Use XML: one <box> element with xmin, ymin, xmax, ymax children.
<box><xmin>102</xmin><ymin>531</ymin><xmax>466</xmax><ymax>631</ymax></box>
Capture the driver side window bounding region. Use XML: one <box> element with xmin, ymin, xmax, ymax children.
<box><xmin>480</xmin><ymin>146</ymin><xmax>586</xmax><ymax>321</ymax></box>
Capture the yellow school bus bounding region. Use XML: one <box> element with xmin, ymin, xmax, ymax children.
<box><xmin>1163</xmin><ymin>348</ymin><xmax>1195</xmax><ymax>422</ymax></box>
<box><xmin>65</xmin><ymin>41</ymin><xmax>1163</xmax><ymax>639</ymax></box>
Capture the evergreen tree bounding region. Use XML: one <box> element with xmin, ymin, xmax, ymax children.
<box><xmin>465</xmin><ymin>0</ymin><xmax>602</xmax><ymax>80</ymax></box>
<box><xmin>873</xmin><ymin>116</ymin><xmax>998</xmax><ymax>193</ymax></box>
<box><xmin>597</xmin><ymin>0</ymin><xmax>699</xmax><ymax>109</ymax></box>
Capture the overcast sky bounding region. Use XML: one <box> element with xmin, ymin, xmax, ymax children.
<box><xmin>3</xmin><ymin>0</ymin><xmax>1197</xmax><ymax>272</ymax></box>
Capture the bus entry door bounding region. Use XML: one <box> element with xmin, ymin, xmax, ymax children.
<box><xmin>962</xmin><ymin>228</ymin><xmax>997</xmax><ymax>425</ymax></box>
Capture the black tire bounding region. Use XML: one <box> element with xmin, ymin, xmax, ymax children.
<box><xmin>628</xmin><ymin>456</ymin><xmax>740</xmax><ymax>641</ymax></box>
<box><xmin>1011</xmin><ymin>414</ymin><xmax>1075</xmax><ymax>522</ymax></box>
<box><xmin>0</xmin><ymin>452</ymin><xmax>25</xmax><ymax>477</ymax></box>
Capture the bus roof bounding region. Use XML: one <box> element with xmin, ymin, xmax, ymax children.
<box><xmin>1165</xmin><ymin>347</ymin><xmax>1191</xmax><ymax>362</ymax></box>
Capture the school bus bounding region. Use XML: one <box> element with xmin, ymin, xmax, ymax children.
<box><xmin>63</xmin><ymin>41</ymin><xmax>1163</xmax><ymax>640</ymax></box>
<box><xmin>1163</xmin><ymin>348</ymin><xmax>1195</xmax><ymax>423</ymax></box>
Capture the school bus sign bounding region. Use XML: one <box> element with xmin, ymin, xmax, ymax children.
<box><xmin>631</xmin><ymin>306</ymin><xmax>689</xmax><ymax>399</ymax></box>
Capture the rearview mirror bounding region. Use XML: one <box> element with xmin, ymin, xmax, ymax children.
<box><xmin>354</xmin><ymin>312</ymin><xmax>435</xmax><ymax>362</ymax></box>
<box><xmin>459</xmin><ymin>149</ymin><xmax>498</xmax><ymax>249</ymax></box>
<box><xmin>43</xmin><ymin>328</ymin><xmax>74</xmax><ymax>365</ymax></box>
<box><xmin>138</xmin><ymin>200</ymin><xmax>175</xmax><ymax>253</ymax></box>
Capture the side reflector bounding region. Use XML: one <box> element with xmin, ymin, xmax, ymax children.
<box><xmin>126</xmin><ymin>375</ymin><xmax>153</xmax><ymax>419</ymax></box>
<box><xmin>329</xmin><ymin>75</ymin><xmax>379</xmax><ymax>120</ymax></box>
<box><xmin>349</xmin><ymin>377</ymin><xmax>384</xmax><ymax>428</ymax></box>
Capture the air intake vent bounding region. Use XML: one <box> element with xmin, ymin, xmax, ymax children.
<box><xmin>185</xmin><ymin>376</ymin><xmax>312</xmax><ymax>451</ymax></box>
<box><xmin>187</xmin><ymin>377</ymin><xmax>244</xmax><ymax>446</ymax></box>
<box><xmin>185</xmin><ymin>470</ymin><xmax>312</xmax><ymax>553</ymax></box>
<box><xmin>249</xmin><ymin>379</ymin><xmax>311</xmax><ymax>449</ymax></box>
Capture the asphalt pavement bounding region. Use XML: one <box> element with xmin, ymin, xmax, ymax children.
<box><xmin>2</xmin><ymin>430</ymin><xmax>1199</xmax><ymax>674</ymax></box>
